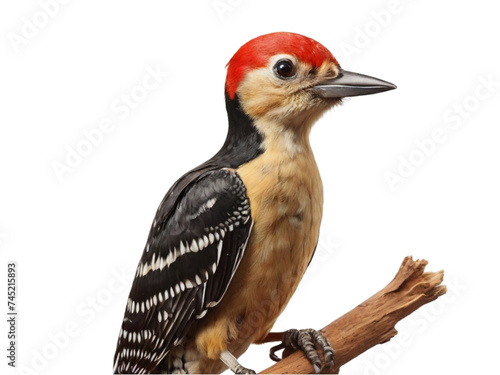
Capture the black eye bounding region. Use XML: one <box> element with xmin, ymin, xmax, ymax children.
<box><xmin>274</xmin><ymin>59</ymin><xmax>296</xmax><ymax>79</ymax></box>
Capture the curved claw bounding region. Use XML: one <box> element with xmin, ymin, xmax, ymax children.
<box><xmin>269</xmin><ymin>343</ymin><xmax>286</xmax><ymax>362</ymax></box>
<box><xmin>270</xmin><ymin>329</ymin><xmax>335</xmax><ymax>373</ymax></box>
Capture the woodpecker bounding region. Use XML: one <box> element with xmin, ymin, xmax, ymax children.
<box><xmin>114</xmin><ymin>32</ymin><xmax>395</xmax><ymax>374</ymax></box>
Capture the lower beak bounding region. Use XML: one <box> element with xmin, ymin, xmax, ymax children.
<box><xmin>311</xmin><ymin>69</ymin><xmax>397</xmax><ymax>98</ymax></box>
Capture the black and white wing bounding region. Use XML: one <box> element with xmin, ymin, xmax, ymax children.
<box><xmin>113</xmin><ymin>168</ymin><xmax>252</xmax><ymax>374</ymax></box>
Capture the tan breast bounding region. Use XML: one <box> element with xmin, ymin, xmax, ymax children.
<box><xmin>194</xmin><ymin>137</ymin><xmax>323</xmax><ymax>370</ymax></box>
<box><xmin>232</xmin><ymin>144</ymin><xmax>323</xmax><ymax>341</ymax></box>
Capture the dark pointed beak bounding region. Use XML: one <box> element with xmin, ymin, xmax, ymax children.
<box><xmin>311</xmin><ymin>69</ymin><xmax>397</xmax><ymax>98</ymax></box>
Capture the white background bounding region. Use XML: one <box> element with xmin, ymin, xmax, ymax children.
<box><xmin>1</xmin><ymin>1</ymin><xmax>499</xmax><ymax>374</ymax></box>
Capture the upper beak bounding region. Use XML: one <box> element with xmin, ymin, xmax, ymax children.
<box><xmin>311</xmin><ymin>69</ymin><xmax>397</xmax><ymax>98</ymax></box>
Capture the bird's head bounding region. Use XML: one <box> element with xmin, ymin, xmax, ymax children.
<box><xmin>225</xmin><ymin>32</ymin><xmax>396</xmax><ymax>137</ymax></box>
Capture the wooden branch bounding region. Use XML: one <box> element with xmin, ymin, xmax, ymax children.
<box><xmin>261</xmin><ymin>256</ymin><xmax>446</xmax><ymax>374</ymax></box>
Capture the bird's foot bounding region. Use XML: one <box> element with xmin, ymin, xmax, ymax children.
<box><xmin>220</xmin><ymin>350</ymin><xmax>256</xmax><ymax>374</ymax></box>
<box><xmin>270</xmin><ymin>328</ymin><xmax>334</xmax><ymax>373</ymax></box>
<box><xmin>234</xmin><ymin>365</ymin><xmax>256</xmax><ymax>374</ymax></box>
